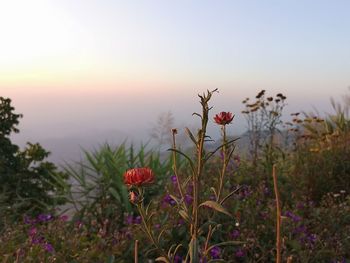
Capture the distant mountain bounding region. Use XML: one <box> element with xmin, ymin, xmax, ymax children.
<box><xmin>18</xmin><ymin>129</ymin><xmax>131</xmax><ymax>166</ymax></box>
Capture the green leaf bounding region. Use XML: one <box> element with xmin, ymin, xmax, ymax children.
<box><xmin>185</xmin><ymin>127</ymin><xmax>198</xmax><ymax>145</ymax></box>
<box><xmin>167</xmin><ymin>148</ymin><xmax>195</xmax><ymax>174</ymax></box>
<box><xmin>108</xmin><ymin>187</ymin><xmax>121</xmax><ymax>202</ymax></box>
<box><xmin>199</xmin><ymin>200</ymin><xmax>232</xmax><ymax>217</ymax></box>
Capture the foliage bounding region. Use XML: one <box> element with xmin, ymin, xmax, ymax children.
<box><xmin>289</xmin><ymin>97</ymin><xmax>350</xmax><ymax>202</ymax></box>
<box><xmin>0</xmin><ymin>97</ymin><xmax>68</xmax><ymax>227</ymax></box>
<box><xmin>64</xmin><ymin>143</ymin><xmax>174</xmax><ymax>234</ymax></box>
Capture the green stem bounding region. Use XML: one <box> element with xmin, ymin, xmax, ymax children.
<box><xmin>217</xmin><ymin>125</ymin><xmax>228</xmax><ymax>202</ymax></box>
<box><xmin>172</xmin><ymin>129</ymin><xmax>187</xmax><ymax>211</ymax></box>
<box><xmin>137</xmin><ymin>202</ymin><xmax>170</xmax><ymax>262</ymax></box>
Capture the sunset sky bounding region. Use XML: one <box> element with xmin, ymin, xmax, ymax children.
<box><xmin>1</xmin><ymin>0</ymin><xmax>350</xmax><ymax>159</ymax></box>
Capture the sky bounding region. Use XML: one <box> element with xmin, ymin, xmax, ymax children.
<box><xmin>1</xmin><ymin>0</ymin><xmax>350</xmax><ymax>161</ymax></box>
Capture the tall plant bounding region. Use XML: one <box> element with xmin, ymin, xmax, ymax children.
<box><xmin>124</xmin><ymin>90</ymin><xmax>241</xmax><ymax>262</ymax></box>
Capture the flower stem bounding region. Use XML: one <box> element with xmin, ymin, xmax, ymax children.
<box><xmin>137</xmin><ymin>202</ymin><xmax>170</xmax><ymax>262</ymax></box>
<box><xmin>134</xmin><ymin>240</ymin><xmax>139</xmax><ymax>263</ymax></box>
<box><xmin>217</xmin><ymin>125</ymin><xmax>228</xmax><ymax>202</ymax></box>
<box><xmin>272</xmin><ymin>165</ymin><xmax>281</xmax><ymax>263</ymax></box>
<box><xmin>171</xmin><ymin>129</ymin><xmax>186</xmax><ymax>211</ymax></box>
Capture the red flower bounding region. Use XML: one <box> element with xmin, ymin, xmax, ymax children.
<box><xmin>124</xmin><ymin>167</ymin><xmax>155</xmax><ymax>187</ymax></box>
<box><xmin>214</xmin><ymin>112</ymin><xmax>234</xmax><ymax>125</ymax></box>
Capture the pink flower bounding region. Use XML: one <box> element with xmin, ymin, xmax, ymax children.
<box><xmin>124</xmin><ymin>167</ymin><xmax>155</xmax><ymax>187</ymax></box>
<box><xmin>214</xmin><ymin>112</ymin><xmax>234</xmax><ymax>125</ymax></box>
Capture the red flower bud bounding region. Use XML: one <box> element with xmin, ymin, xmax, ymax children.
<box><xmin>129</xmin><ymin>191</ymin><xmax>138</xmax><ymax>203</ymax></box>
<box><xmin>214</xmin><ymin>112</ymin><xmax>234</xmax><ymax>125</ymax></box>
<box><xmin>124</xmin><ymin>167</ymin><xmax>155</xmax><ymax>187</ymax></box>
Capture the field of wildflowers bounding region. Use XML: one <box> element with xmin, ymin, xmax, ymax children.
<box><xmin>1</xmin><ymin>90</ymin><xmax>350</xmax><ymax>262</ymax></box>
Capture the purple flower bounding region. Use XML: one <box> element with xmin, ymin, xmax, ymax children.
<box><xmin>210</xmin><ymin>246</ymin><xmax>221</xmax><ymax>259</ymax></box>
<box><xmin>231</xmin><ymin>229</ymin><xmax>240</xmax><ymax>239</ymax></box>
<box><xmin>186</xmin><ymin>184</ymin><xmax>193</xmax><ymax>194</ymax></box>
<box><xmin>284</xmin><ymin>211</ymin><xmax>301</xmax><ymax>223</ymax></box>
<box><xmin>235</xmin><ymin>248</ymin><xmax>245</xmax><ymax>258</ymax></box>
<box><xmin>37</xmin><ymin>214</ymin><xmax>53</xmax><ymax>222</ymax></box>
<box><xmin>24</xmin><ymin>216</ymin><xmax>33</xmax><ymax>225</ymax></box>
<box><xmin>307</xmin><ymin>233</ymin><xmax>317</xmax><ymax>243</ymax></box>
<box><xmin>124</xmin><ymin>215</ymin><xmax>134</xmax><ymax>225</ymax></box>
<box><xmin>185</xmin><ymin>194</ymin><xmax>193</xmax><ymax>205</ymax></box>
<box><xmin>163</xmin><ymin>194</ymin><xmax>176</xmax><ymax>206</ymax></box>
<box><xmin>44</xmin><ymin>243</ymin><xmax>54</xmax><ymax>253</ymax></box>
<box><xmin>32</xmin><ymin>237</ymin><xmax>44</xmax><ymax>245</ymax></box>
<box><xmin>171</xmin><ymin>175</ymin><xmax>177</xmax><ymax>184</ymax></box>
<box><xmin>133</xmin><ymin>216</ymin><xmax>142</xmax><ymax>225</ymax></box>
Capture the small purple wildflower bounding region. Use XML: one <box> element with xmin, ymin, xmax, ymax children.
<box><xmin>170</xmin><ymin>175</ymin><xmax>177</xmax><ymax>184</ymax></box>
<box><xmin>185</xmin><ymin>194</ymin><xmax>193</xmax><ymax>205</ymax></box>
<box><xmin>231</xmin><ymin>229</ymin><xmax>240</xmax><ymax>239</ymax></box>
<box><xmin>235</xmin><ymin>248</ymin><xmax>245</xmax><ymax>258</ymax></box>
<box><xmin>44</xmin><ymin>243</ymin><xmax>54</xmax><ymax>253</ymax></box>
<box><xmin>284</xmin><ymin>211</ymin><xmax>301</xmax><ymax>223</ymax></box>
<box><xmin>210</xmin><ymin>246</ymin><xmax>221</xmax><ymax>259</ymax></box>
<box><xmin>163</xmin><ymin>194</ymin><xmax>176</xmax><ymax>206</ymax></box>
<box><xmin>124</xmin><ymin>215</ymin><xmax>134</xmax><ymax>225</ymax></box>
<box><xmin>186</xmin><ymin>184</ymin><xmax>193</xmax><ymax>194</ymax></box>
<box><xmin>37</xmin><ymin>214</ymin><xmax>53</xmax><ymax>222</ymax></box>
<box><xmin>24</xmin><ymin>216</ymin><xmax>33</xmax><ymax>225</ymax></box>
<box><xmin>133</xmin><ymin>216</ymin><xmax>142</xmax><ymax>225</ymax></box>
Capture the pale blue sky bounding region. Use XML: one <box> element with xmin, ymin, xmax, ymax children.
<box><xmin>1</xmin><ymin>0</ymin><xmax>350</xmax><ymax>159</ymax></box>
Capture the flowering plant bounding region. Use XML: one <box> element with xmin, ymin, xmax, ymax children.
<box><xmin>124</xmin><ymin>167</ymin><xmax>155</xmax><ymax>187</ymax></box>
<box><xmin>214</xmin><ymin>111</ymin><xmax>234</xmax><ymax>125</ymax></box>
<box><xmin>125</xmin><ymin>89</ymin><xmax>242</xmax><ymax>262</ymax></box>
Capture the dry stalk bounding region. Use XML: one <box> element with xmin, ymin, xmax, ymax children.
<box><xmin>272</xmin><ymin>165</ymin><xmax>281</xmax><ymax>263</ymax></box>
